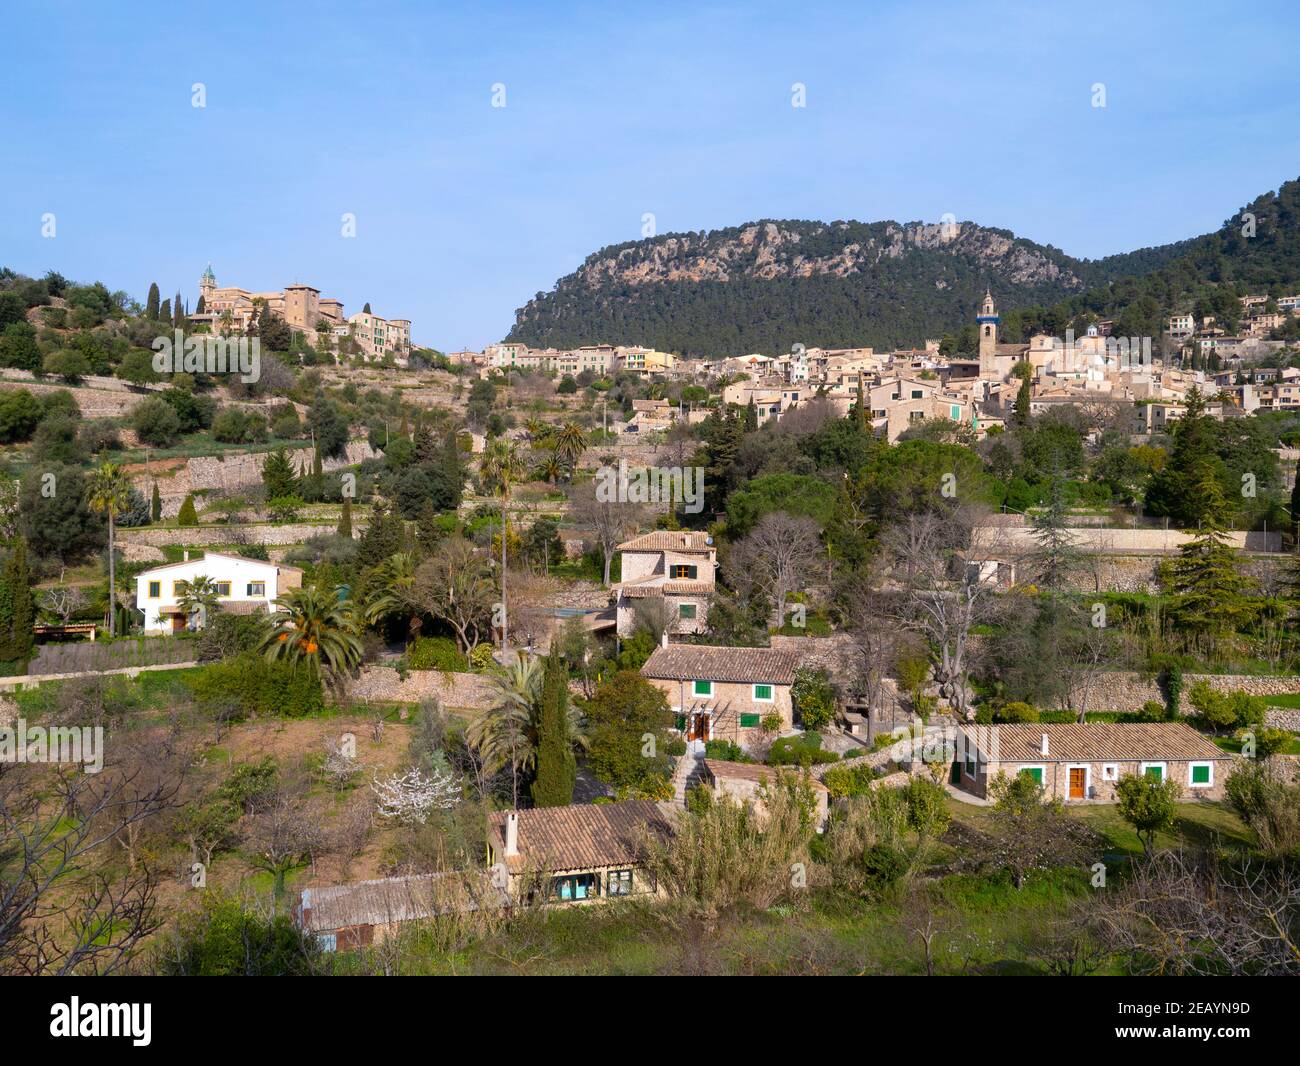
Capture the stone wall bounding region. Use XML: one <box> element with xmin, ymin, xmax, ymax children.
<box><xmin>131</xmin><ymin>439</ymin><xmax>377</xmax><ymax>517</ymax></box>
<box><xmin>1078</xmin><ymin>671</ymin><xmax>1300</xmax><ymax>728</ymax></box>
<box><xmin>118</xmin><ymin>522</ymin><xmax>354</xmax><ymax>548</ymax></box>
<box><xmin>348</xmin><ymin>667</ymin><xmax>500</xmax><ymax>711</ymax></box>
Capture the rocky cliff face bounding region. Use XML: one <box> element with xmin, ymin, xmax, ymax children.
<box><xmin>508</xmin><ymin>218</ymin><xmax>1092</xmax><ymax>355</ymax></box>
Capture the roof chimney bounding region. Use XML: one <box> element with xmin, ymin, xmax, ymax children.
<box><xmin>183</xmin><ymin>550</ymin><xmax>190</xmax><ymax>562</ymax></box>
<box><xmin>661</xmin><ymin>630</ymin><xmax>669</xmax><ymax>649</ymax></box>
<box><xmin>505</xmin><ymin>811</ymin><xmax>518</xmax><ymax>857</ymax></box>
<box><xmin>1040</xmin><ymin>732</ymin><xmax>1049</xmax><ymax>757</ymax></box>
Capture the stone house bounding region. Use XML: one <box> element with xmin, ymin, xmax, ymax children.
<box><xmin>641</xmin><ymin>642</ymin><xmax>801</xmax><ymax>752</ymax></box>
<box><xmin>295</xmin><ymin>871</ymin><xmax>508</xmax><ymax>951</ymax></box>
<box><xmin>612</xmin><ymin>530</ymin><xmax>716</xmax><ymax>637</ymax></box>
<box><xmin>486</xmin><ymin>800</ymin><xmax>675</xmax><ymax>905</ymax></box>
<box><xmin>954</xmin><ymin>722</ymin><xmax>1233</xmax><ymax>803</ymax></box>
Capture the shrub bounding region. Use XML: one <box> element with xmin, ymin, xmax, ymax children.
<box><xmin>704</xmin><ymin>738</ymin><xmax>751</xmax><ymax>762</ymax></box>
<box><xmin>792</xmin><ymin>666</ymin><xmax>836</xmax><ymax>730</ymax></box>
<box><xmin>468</xmin><ymin>643</ymin><xmax>496</xmax><ymax>671</ymax></box>
<box><xmin>994</xmin><ymin>700</ymin><xmax>1040</xmax><ymax>723</ymax></box>
<box><xmin>406</xmin><ymin>635</ymin><xmax>467</xmax><ymax>672</ymax></box>
<box><xmin>1140</xmin><ymin>700</ymin><xmax>1166</xmax><ymax>721</ymax></box>
<box><xmin>768</xmin><ymin>734</ymin><xmax>839</xmax><ymax>766</ymax></box>
<box><xmin>132</xmin><ymin>395</ymin><xmax>183</xmax><ymax>446</ymax></box>
<box><xmin>186</xmin><ymin>652</ymin><xmax>324</xmax><ymax>718</ymax></box>
<box><xmin>822</xmin><ymin>761</ymin><xmax>880</xmax><ymax>798</ymax></box>
<box><xmin>861</xmin><ymin>842</ymin><xmax>908</xmax><ymax>890</ymax></box>
<box><xmin>154</xmin><ymin>893</ymin><xmax>322</xmax><ymax>976</ymax></box>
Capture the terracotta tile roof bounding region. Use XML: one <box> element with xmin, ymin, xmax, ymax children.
<box><xmin>619</xmin><ymin>580</ymin><xmax>712</xmax><ymax>597</ymax></box>
<box><xmin>617</xmin><ymin>531</ymin><xmax>714</xmax><ymax>553</ymax></box>
<box><xmin>298</xmin><ymin>871</ymin><xmax>507</xmax><ymax>933</ymax></box>
<box><xmin>963</xmin><ymin>722</ymin><xmax>1229</xmax><ymax>764</ymax></box>
<box><xmin>487</xmin><ymin>800</ymin><xmax>674</xmax><ymax>874</ymax></box>
<box><xmin>641</xmin><ymin>643</ymin><xmax>801</xmax><ymax>685</ymax></box>
<box><xmin>703</xmin><ymin>759</ymin><xmax>829</xmax><ymax>793</ymax></box>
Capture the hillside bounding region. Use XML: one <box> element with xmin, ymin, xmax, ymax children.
<box><xmin>508</xmin><ymin>180</ymin><xmax>1300</xmax><ymax>357</ymax></box>
<box><xmin>507</xmin><ymin>218</ymin><xmax>1187</xmax><ymax>357</ymax></box>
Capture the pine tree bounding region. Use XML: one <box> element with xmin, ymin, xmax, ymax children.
<box><xmin>337</xmin><ymin>497</ymin><xmax>353</xmax><ymax>539</ymax></box>
<box><xmin>177</xmin><ymin>494</ymin><xmax>199</xmax><ymax>527</ymax></box>
<box><xmin>146</xmin><ymin>283</ymin><xmax>161</xmax><ymax>321</ymax></box>
<box><xmin>531</xmin><ymin>650</ymin><xmax>576</xmax><ymax>807</ymax></box>
<box><xmin>0</xmin><ymin>536</ymin><xmax>35</xmax><ymax>670</ymax></box>
<box><xmin>1168</xmin><ymin>469</ymin><xmax>1257</xmax><ymax>637</ymax></box>
<box><xmin>261</xmin><ymin>448</ymin><xmax>299</xmax><ymax>499</ymax></box>
<box><xmin>151</xmin><ymin>482</ymin><xmax>162</xmax><ymax>523</ymax></box>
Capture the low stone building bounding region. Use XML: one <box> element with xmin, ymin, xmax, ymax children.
<box><xmin>954</xmin><ymin>722</ymin><xmax>1233</xmax><ymax>803</ymax></box>
<box><xmin>486</xmin><ymin>800</ymin><xmax>675</xmax><ymax>906</ymax></box>
<box><xmin>641</xmin><ymin>641</ymin><xmax>801</xmax><ymax>752</ymax></box>
<box><xmin>702</xmin><ymin>759</ymin><xmax>830</xmax><ymax>829</ymax></box>
<box><xmin>295</xmin><ymin>871</ymin><xmax>508</xmax><ymax>951</ymax></box>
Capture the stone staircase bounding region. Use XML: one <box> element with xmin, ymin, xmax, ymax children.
<box><xmin>671</xmin><ymin>748</ymin><xmax>707</xmax><ymax>806</ymax></box>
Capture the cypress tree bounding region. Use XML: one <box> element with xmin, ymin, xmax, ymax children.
<box><xmin>173</xmin><ymin>292</ymin><xmax>184</xmax><ymax>327</ymax></box>
<box><xmin>337</xmin><ymin>496</ymin><xmax>353</xmax><ymax>539</ymax></box>
<box><xmin>150</xmin><ymin>482</ymin><xmax>162</xmax><ymax>523</ymax></box>
<box><xmin>531</xmin><ymin>649</ymin><xmax>576</xmax><ymax>807</ymax></box>
<box><xmin>855</xmin><ymin>376</ymin><xmax>867</xmax><ymax>429</ymax></box>
<box><xmin>0</xmin><ymin>537</ymin><xmax>35</xmax><ymax>669</ymax></box>
<box><xmin>1291</xmin><ymin>455</ymin><xmax>1300</xmax><ymax>539</ymax></box>
<box><xmin>195</xmin><ymin>293</ymin><xmax>206</xmax><ymax>315</ymax></box>
<box><xmin>159</xmin><ymin>297</ymin><xmax>172</xmax><ymax>323</ymax></box>
<box><xmin>363</xmin><ymin>302</ymin><xmax>371</xmax><ymax>314</ymax></box>
<box><xmin>146</xmin><ymin>283</ymin><xmax>161</xmax><ymax>321</ymax></box>
<box><xmin>1014</xmin><ymin>376</ymin><xmax>1031</xmax><ymax>426</ymax></box>
<box><xmin>177</xmin><ymin>494</ymin><xmax>199</xmax><ymax>527</ymax></box>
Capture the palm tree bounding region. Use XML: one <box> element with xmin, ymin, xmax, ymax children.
<box><xmin>176</xmin><ymin>575</ymin><xmax>221</xmax><ymax>630</ymax></box>
<box><xmin>466</xmin><ymin>654</ymin><xmax>587</xmax><ymax>808</ymax></box>
<box><xmin>535</xmin><ymin>453</ymin><xmax>564</xmax><ymax>485</ymax></box>
<box><xmin>261</xmin><ymin>584</ymin><xmax>363</xmax><ymax>689</ymax></box>
<box><xmin>86</xmin><ymin>462</ymin><xmax>132</xmax><ymax>636</ymax></box>
<box><xmin>553</xmin><ymin>422</ymin><xmax>587</xmax><ymax>472</ymax></box>
<box><xmin>479</xmin><ymin>439</ymin><xmax>526</xmax><ymax>649</ymax></box>
<box><xmin>363</xmin><ymin>551</ymin><xmax>422</xmax><ymax>639</ymax></box>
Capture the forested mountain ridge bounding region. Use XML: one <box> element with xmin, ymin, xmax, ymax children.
<box><xmin>507</xmin><ymin>218</ymin><xmax>1185</xmax><ymax>356</ymax></box>
<box><xmin>508</xmin><ymin>179</ymin><xmax>1300</xmax><ymax>357</ymax></box>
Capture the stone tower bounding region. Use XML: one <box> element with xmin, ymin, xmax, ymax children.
<box><xmin>199</xmin><ymin>263</ymin><xmax>216</xmax><ymax>302</ymax></box>
<box><xmin>977</xmin><ymin>289</ymin><xmax>1000</xmax><ymax>377</ymax></box>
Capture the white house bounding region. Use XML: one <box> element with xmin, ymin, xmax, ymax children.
<box><xmin>135</xmin><ymin>551</ymin><xmax>304</xmax><ymax>633</ymax></box>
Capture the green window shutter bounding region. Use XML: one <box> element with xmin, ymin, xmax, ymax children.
<box><xmin>674</xmin><ymin>714</ymin><xmax>686</xmax><ymax>731</ymax></box>
<box><xmin>1144</xmin><ymin>765</ymin><xmax>1163</xmax><ymax>781</ymax></box>
<box><xmin>754</xmin><ymin>684</ymin><xmax>772</xmax><ymax>700</ymax></box>
<box><xmin>740</xmin><ymin>713</ymin><xmax>760</xmax><ymax>728</ymax></box>
<box><xmin>1021</xmin><ymin>767</ymin><xmax>1043</xmax><ymax>784</ymax></box>
<box><xmin>693</xmin><ymin>680</ymin><xmax>711</xmax><ymax>696</ymax></box>
<box><xmin>1192</xmin><ymin>764</ymin><xmax>1210</xmax><ymax>784</ymax></box>
<box><xmin>679</xmin><ymin>603</ymin><xmax>697</xmax><ymax>619</ymax></box>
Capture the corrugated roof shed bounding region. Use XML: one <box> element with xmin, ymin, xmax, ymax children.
<box><xmin>299</xmin><ymin>871</ymin><xmax>507</xmax><ymax>933</ymax></box>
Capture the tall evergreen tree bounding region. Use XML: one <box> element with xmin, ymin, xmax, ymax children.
<box><xmin>1168</xmin><ymin>468</ymin><xmax>1257</xmax><ymax>637</ymax></box>
<box><xmin>261</xmin><ymin>447</ymin><xmax>299</xmax><ymax>499</ymax></box>
<box><xmin>1014</xmin><ymin>376</ymin><xmax>1031</xmax><ymax>426</ymax></box>
<box><xmin>0</xmin><ymin>536</ymin><xmax>35</xmax><ymax>670</ymax></box>
<box><xmin>159</xmin><ymin>297</ymin><xmax>172</xmax><ymax>323</ymax></box>
<box><xmin>151</xmin><ymin>482</ymin><xmax>162</xmax><ymax>523</ymax></box>
<box><xmin>531</xmin><ymin>650</ymin><xmax>576</xmax><ymax>807</ymax></box>
<box><xmin>173</xmin><ymin>292</ymin><xmax>184</xmax><ymax>327</ymax></box>
<box><xmin>145</xmin><ymin>283</ymin><xmax>161</xmax><ymax>321</ymax></box>
<box><xmin>337</xmin><ymin>496</ymin><xmax>353</xmax><ymax>539</ymax></box>
<box><xmin>195</xmin><ymin>293</ymin><xmax>206</xmax><ymax>315</ymax></box>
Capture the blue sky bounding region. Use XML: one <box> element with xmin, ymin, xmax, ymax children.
<box><xmin>2</xmin><ymin>0</ymin><xmax>1298</xmax><ymax>350</ymax></box>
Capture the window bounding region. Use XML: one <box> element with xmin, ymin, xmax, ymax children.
<box><xmin>740</xmin><ymin>713</ymin><xmax>761</xmax><ymax>728</ymax></box>
<box><xmin>148</xmin><ymin>581</ymin><xmax>160</xmax><ymax>598</ymax></box>
<box><xmin>1141</xmin><ymin>762</ymin><xmax>1166</xmax><ymax>781</ymax></box>
<box><xmin>247</xmin><ymin>581</ymin><xmax>265</xmax><ymax>597</ymax></box>
<box><xmin>606</xmin><ymin>870</ymin><xmax>633</xmax><ymax>897</ymax></box>
<box><xmin>549</xmin><ymin>873</ymin><xmax>599</xmax><ymax>902</ymax></box>
<box><xmin>1101</xmin><ymin>764</ymin><xmax>1119</xmax><ymax>781</ymax></box>
<box><xmin>173</xmin><ymin>581</ymin><xmax>185</xmax><ymax>596</ymax></box>
<box><xmin>1020</xmin><ymin>766</ymin><xmax>1044</xmax><ymax>784</ymax></box>
<box><xmin>670</xmin><ymin>564</ymin><xmax>698</xmax><ymax>580</ymax></box>
<box><xmin>674</xmin><ymin>713</ymin><xmax>687</xmax><ymax>731</ymax></box>
<box><xmin>214</xmin><ymin>582</ymin><xmax>231</xmax><ymax>597</ymax></box>
<box><xmin>965</xmin><ymin>750</ymin><xmax>977</xmax><ymax>778</ymax></box>
<box><xmin>1189</xmin><ymin>762</ymin><xmax>1213</xmax><ymax>787</ymax></box>
<box><xmin>911</xmin><ymin>390</ymin><xmax>923</xmax><ymax>399</ymax></box>
<box><xmin>950</xmin><ymin>404</ymin><xmax>961</xmax><ymax>420</ymax></box>
<box><xmin>678</xmin><ymin>603</ymin><xmax>697</xmax><ymax>620</ymax></box>
<box><xmin>753</xmin><ymin>684</ymin><xmax>774</xmax><ymax>702</ymax></box>
<box><xmin>692</xmin><ymin>680</ymin><xmax>713</xmax><ymax>697</ymax></box>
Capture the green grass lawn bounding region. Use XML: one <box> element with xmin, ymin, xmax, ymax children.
<box><xmin>1264</xmin><ymin>693</ymin><xmax>1300</xmax><ymax>709</ymax></box>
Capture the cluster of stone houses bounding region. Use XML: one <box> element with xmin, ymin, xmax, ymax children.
<box><xmin>190</xmin><ymin>264</ymin><xmax>412</xmax><ymax>363</ymax></box>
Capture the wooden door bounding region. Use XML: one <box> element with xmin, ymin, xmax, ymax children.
<box><xmin>688</xmin><ymin>713</ymin><xmax>709</xmax><ymax>742</ymax></box>
<box><xmin>1068</xmin><ymin>767</ymin><xmax>1086</xmax><ymax>800</ymax></box>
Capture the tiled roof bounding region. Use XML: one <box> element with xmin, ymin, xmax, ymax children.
<box><xmin>298</xmin><ymin>872</ymin><xmax>507</xmax><ymax>933</ymax></box>
<box><xmin>488</xmin><ymin>799</ymin><xmax>675</xmax><ymax>874</ymax></box>
<box><xmin>704</xmin><ymin>759</ymin><xmax>829</xmax><ymax>793</ymax></box>
<box><xmin>619</xmin><ymin>580</ymin><xmax>712</xmax><ymax>598</ymax></box>
<box><xmin>965</xmin><ymin>723</ymin><xmax>1230</xmax><ymax>764</ymax></box>
<box><xmin>641</xmin><ymin>643</ymin><xmax>801</xmax><ymax>685</ymax></box>
<box><xmin>617</xmin><ymin>531</ymin><xmax>714</xmax><ymax>553</ymax></box>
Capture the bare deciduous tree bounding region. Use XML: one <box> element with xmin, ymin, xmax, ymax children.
<box><xmin>729</xmin><ymin>512</ymin><xmax>822</xmax><ymax>629</ymax></box>
<box><xmin>568</xmin><ymin>479</ymin><xmax>646</xmax><ymax>588</ymax></box>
